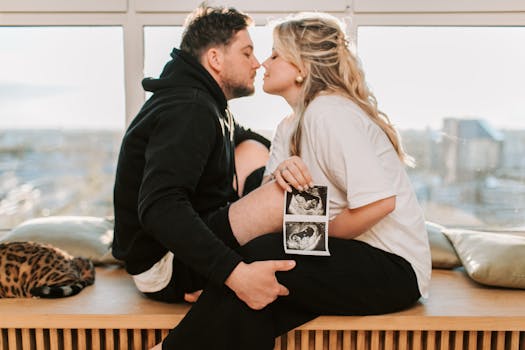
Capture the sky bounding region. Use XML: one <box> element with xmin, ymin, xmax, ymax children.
<box><xmin>1</xmin><ymin>25</ymin><xmax>525</xmax><ymax>132</ymax></box>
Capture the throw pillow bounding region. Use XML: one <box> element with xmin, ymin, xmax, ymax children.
<box><xmin>443</xmin><ymin>228</ymin><xmax>525</xmax><ymax>289</ymax></box>
<box><xmin>426</xmin><ymin>221</ymin><xmax>462</xmax><ymax>269</ymax></box>
<box><xmin>1</xmin><ymin>216</ymin><xmax>120</xmax><ymax>265</ymax></box>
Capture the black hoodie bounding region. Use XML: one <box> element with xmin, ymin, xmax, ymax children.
<box><xmin>112</xmin><ymin>48</ymin><xmax>270</xmax><ymax>286</ymax></box>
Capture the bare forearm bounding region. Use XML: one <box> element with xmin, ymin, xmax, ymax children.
<box><xmin>328</xmin><ymin>196</ymin><xmax>396</xmax><ymax>239</ymax></box>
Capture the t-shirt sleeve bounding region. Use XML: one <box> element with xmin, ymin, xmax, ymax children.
<box><xmin>264</xmin><ymin>116</ymin><xmax>293</xmax><ymax>176</ymax></box>
<box><xmin>306</xmin><ymin>103</ymin><xmax>396</xmax><ymax>209</ymax></box>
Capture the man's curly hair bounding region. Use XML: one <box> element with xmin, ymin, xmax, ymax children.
<box><xmin>180</xmin><ymin>3</ymin><xmax>253</xmax><ymax>60</ymax></box>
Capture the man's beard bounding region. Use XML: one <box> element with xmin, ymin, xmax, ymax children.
<box><xmin>224</xmin><ymin>80</ymin><xmax>255</xmax><ymax>99</ymax></box>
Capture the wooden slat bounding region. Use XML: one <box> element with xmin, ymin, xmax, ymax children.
<box><xmin>427</xmin><ymin>331</ymin><xmax>436</xmax><ymax>350</ymax></box>
<box><xmin>357</xmin><ymin>330</ymin><xmax>365</xmax><ymax>350</ymax></box>
<box><xmin>287</xmin><ymin>330</ymin><xmax>296</xmax><ymax>350</ymax></box>
<box><xmin>509</xmin><ymin>331</ymin><xmax>519</xmax><ymax>350</ymax></box>
<box><xmin>329</xmin><ymin>330</ymin><xmax>338</xmax><ymax>349</ymax></box>
<box><xmin>399</xmin><ymin>331</ymin><xmax>408</xmax><ymax>349</ymax></box>
<box><xmin>7</xmin><ymin>329</ymin><xmax>16</xmax><ymax>350</ymax></box>
<box><xmin>454</xmin><ymin>331</ymin><xmax>463</xmax><ymax>350</ymax></box>
<box><xmin>370</xmin><ymin>330</ymin><xmax>379</xmax><ymax>350</ymax></box>
<box><xmin>384</xmin><ymin>330</ymin><xmax>394</xmax><ymax>350</ymax></box>
<box><xmin>314</xmin><ymin>330</ymin><xmax>323</xmax><ymax>350</ymax></box>
<box><xmin>301</xmin><ymin>330</ymin><xmax>309</xmax><ymax>349</ymax></box>
<box><xmin>133</xmin><ymin>329</ymin><xmax>142</xmax><ymax>350</ymax></box>
<box><xmin>21</xmin><ymin>328</ymin><xmax>31</xmax><ymax>350</ymax></box>
<box><xmin>411</xmin><ymin>330</ymin><xmax>421</xmax><ymax>349</ymax></box>
<box><xmin>356</xmin><ymin>331</ymin><xmax>366</xmax><ymax>349</ymax></box>
<box><xmin>78</xmin><ymin>329</ymin><xmax>86</xmax><ymax>350</ymax></box>
<box><xmin>63</xmin><ymin>329</ymin><xmax>73</xmax><ymax>349</ymax></box>
<box><xmin>482</xmin><ymin>331</ymin><xmax>491</xmax><ymax>350</ymax></box>
<box><xmin>468</xmin><ymin>331</ymin><xmax>477</xmax><ymax>350</ymax></box>
<box><xmin>495</xmin><ymin>331</ymin><xmax>505</xmax><ymax>350</ymax></box>
<box><xmin>441</xmin><ymin>331</ymin><xmax>450</xmax><ymax>350</ymax></box>
<box><xmin>92</xmin><ymin>329</ymin><xmax>101</xmax><ymax>350</ymax></box>
<box><xmin>146</xmin><ymin>329</ymin><xmax>156</xmax><ymax>349</ymax></box>
<box><xmin>342</xmin><ymin>330</ymin><xmax>351</xmax><ymax>350</ymax></box>
<box><xmin>49</xmin><ymin>329</ymin><xmax>59</xmax><ymax>350</ymax></box>
<box><xmin>119</xmin><ymin>329</ymin><xmax>129</xmax><ymax>350</ymax></box>
<box><xmin>106</xmin><ymin>329</ymin><xmax>115</xmax><ymax>350</ymax></box>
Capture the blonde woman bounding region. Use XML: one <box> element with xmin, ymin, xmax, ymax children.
<box><xmin>156</xmin><ymin>13</ymin><xmax>430</xmax><ymax>350</ymax></box>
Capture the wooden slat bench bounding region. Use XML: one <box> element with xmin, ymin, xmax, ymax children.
<box><xmin>0</xmin><ymin>266</ymin><xmax>524</xmax><ymax>350</ymax></box>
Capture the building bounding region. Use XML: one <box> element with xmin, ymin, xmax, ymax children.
<box><xmin>441</xmin><ymin>118</ymin><xmax>504</xmax><ymax>183</ymax></box>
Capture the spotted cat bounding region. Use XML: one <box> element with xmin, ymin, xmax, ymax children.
<box><xmin>0</xmin><ymin>241</ymin><xmax>95</xmax><ymax>298</ymax></box>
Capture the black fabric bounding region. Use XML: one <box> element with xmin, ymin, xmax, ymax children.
<box><xmin>162</xmin><ymin>234</ymin><xmax>421</xmax><ymax>350</ymax></box>
<box><xmin>112</xmin><ymin>48</ymin><xmax>269</xmax><ymax>286</ymax></box>
<box><xmin>144</xmin><ymin>203</ymin><xmax>238</xmax><ymax>303</ymax></box>
<box><xmin>242</xmin><ymin>166</ymin><xmax>266</xmax><ymax>196</ymax></box>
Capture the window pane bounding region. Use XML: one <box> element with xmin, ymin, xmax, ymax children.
<box><xmin>0</xmin><ymin>27</ymin><xmax>125</xmax><ymax>230</ymax></box>
<box><xmin>144</xmin><ymin>26</ymin><xmax>290</xmax><ymax>138</ymax></box>
<box><xmin>358</xmin><ymin>27</ymin><xmax>525</xmax><ymax>228</ymax></box>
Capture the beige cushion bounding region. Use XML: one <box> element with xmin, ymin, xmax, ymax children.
<box><xmin>443</xmin><ymin>229</ymin><xmax>525</xmax><ymax>289</ymax></box>
<box><xmin>426</xmin><ymin>221</ymin><xmax>462</xmax><ymax>269</ymax></box>
<box><xmin>1</xmin><ymin>216</ymin><xmax>121</xmax><ymax>265</ymax></box>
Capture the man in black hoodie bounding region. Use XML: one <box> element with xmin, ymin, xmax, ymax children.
<box><xmin>112</xmin><ymin>4</ymin><xmax>296</xmax><ymax>331</ymax></box>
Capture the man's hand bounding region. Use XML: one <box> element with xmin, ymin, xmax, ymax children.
<box><xmin>225</xmin><ymin>260</ymin><xmax>296</xmax><ymax>310</ymax></box>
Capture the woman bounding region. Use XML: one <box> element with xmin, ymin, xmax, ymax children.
<box><xmin>156</xmin><ymin>13</ymin><xmax>430</xmax><ymax>350</ymax></box>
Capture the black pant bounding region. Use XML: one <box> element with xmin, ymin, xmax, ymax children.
<box><xmin>161</xmin><ymin>233</ymin><xmax>421</xmax><ymax>350</ymax></box>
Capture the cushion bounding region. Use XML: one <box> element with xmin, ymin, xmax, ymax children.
<box><xmin>443</xmin><ymin>228</ymin><xmax>525</xmax><ymax>289</ymax></box>
<box><xmin>1</xmin><ymin>216</ymin><xmax>120</xmax><ymax>265</ymax></box>
<box><xmin>426</xmin><ymin>221</ymin><xmax>462</xmax><ymax>269</ymax></box>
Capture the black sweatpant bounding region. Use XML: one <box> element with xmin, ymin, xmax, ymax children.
<box><xmin>161</xmin><ymin>233</ymin><xmax>421</xmax><ymax>350</ymax></box>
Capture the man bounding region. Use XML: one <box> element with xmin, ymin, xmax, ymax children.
<box><xmin>112</xmin><ymin>4</ymin><xmax>294</xmax><ymax>324</ymax></box>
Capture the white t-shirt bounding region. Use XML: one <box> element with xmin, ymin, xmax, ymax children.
<box><xmin>265</xmin><ymin>94</ymin><xmax>431</xmax><ymax>297</ymax></box>
<box><xmin>132</xmin><ymin>251</ymin><xmax>174</xmax><ymax>293</ymax></box>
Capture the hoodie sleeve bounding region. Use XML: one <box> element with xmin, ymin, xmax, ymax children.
<box><xmin>233</xmin><ymin>121</ymin><xmax>271</xmax><ymax>149</ymax></box>
<box><xmin>137</xmin><ymin>103</ymin><xmax>242</xmax><ymax>285</ymax></box>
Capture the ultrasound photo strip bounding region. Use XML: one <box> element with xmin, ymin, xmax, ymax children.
<box><xmin>283</xmin><ymin>185</ymin><xmax>330</xmax><ymax>256</ymax></box>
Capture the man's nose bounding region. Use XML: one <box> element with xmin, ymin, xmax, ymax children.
<box><xmin>253</xmin><ymin>56</ymin><xmax>261</xmax><ymax>69</ymax></box>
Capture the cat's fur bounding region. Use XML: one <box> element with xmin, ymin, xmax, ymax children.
<box><xmin>0</xmin><ymin>241</ymin><xmax>95</xmax><ymax>298</ymax></box>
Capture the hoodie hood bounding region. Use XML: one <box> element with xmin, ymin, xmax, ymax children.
<box><xmin>142</xmin><ymin>48</ymin><xmax>227</xmax><ymax>111</ymax></box>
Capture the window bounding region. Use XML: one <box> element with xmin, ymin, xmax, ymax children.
<box><xmin>0</xmin><ymin>27</ymin><xmax>125</xmax><ymax>230</ymax></box>
<box><xmin>357</xmin><ymin>26</ymin><xmax>525</xmax><ymax>228</ymax></box>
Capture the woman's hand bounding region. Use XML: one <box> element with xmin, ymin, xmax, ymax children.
<box><xmin>272</xmin><ymin>156</ymin><xmax>314</xmax><ymax>192</ymax></box>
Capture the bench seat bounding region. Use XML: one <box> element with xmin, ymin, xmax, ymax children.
<box><xmin>1</xmin><ymin>266</ymin><xmax>524</xmax><ymax>350</ymax></box>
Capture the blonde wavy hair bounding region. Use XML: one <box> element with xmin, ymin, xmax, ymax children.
<box><xmin>273</xmin><ymin>13</ymin><xmax>414</xmax><ymax>166</ymax></box>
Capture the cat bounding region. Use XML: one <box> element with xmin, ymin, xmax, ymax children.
<box><xmin>0</xmin><ymin>241</ymin><xmax>95</xmax><ymax>298</ymax></box>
